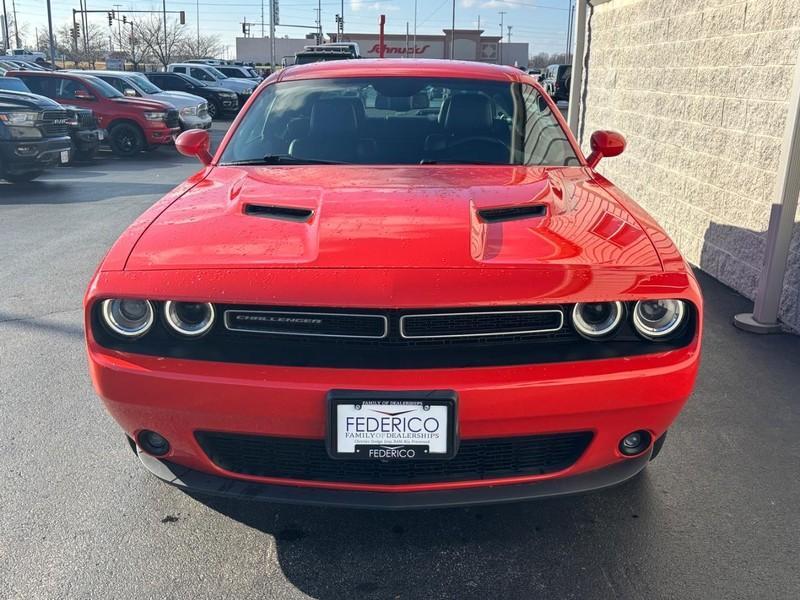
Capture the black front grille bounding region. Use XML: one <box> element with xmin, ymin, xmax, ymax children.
<box><xmin>401</xmin><ymin>310</ymin><xmax>563</xmax><ymax>339</ymax></box>
<box><xmin>40</xmin><ymin>110</ymin><xmax>69</xmax><ymax>136</ymax></box>
<box><xmin>224</xmin><ymin>310</ymin><xmax>387</xmax><ymax>338</ymax></box>
<box><xmin>77</xmin><ymin>111</ymin><xmax>97</xmax><ymax>129</ymax></box>
<box><xmin>196</xmin><ymin>431</ymin><xmax>593</xmax><ymax>484</ymax></box>
<box><xmin>166</xmin><ymin>109</ymin><xmax>180</xmax><ymax>128</ymax></box>
<box><xmin>92</xmin><ymin>302</ymin><xmax>697</xmax><ymax>369</ymax></box>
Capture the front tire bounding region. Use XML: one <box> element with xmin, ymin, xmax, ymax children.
<box><xmin>3</xmin><ymin>170</ymin><xmax>44</xmax><ymax>183</ymax></box>
<box><xmin>109</xmin><ymin>122</ymin><xmax>145</xmax><ymax>157</ymax></box>
<box><xmin>207</xmin><ymin>100</ymin><xmax>221</xmax><ymax>119</ymax></box>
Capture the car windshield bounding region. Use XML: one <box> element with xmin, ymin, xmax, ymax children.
<box><xmin>0</xmin><ymin>77</ymin><xmax>30</xmax><ymax>92</ymax></box>
<box><xmin>219</xmin><ymin>76</ymin><xmax>579</xmax><ymax>166</ymax></box>
<box><xmin>206</xmin><ymin>66</ymin><xmax>227</xmax><ymax>79</ymax></box>
<box><xmin>129</xmin><ymin>74</ymin><xmax>161</xmax><ymax>94</ymax></box>
<box><xmin>83</xmin><ymin>75</ymin><xmax>123</xmax><ymax>98</ymax></box>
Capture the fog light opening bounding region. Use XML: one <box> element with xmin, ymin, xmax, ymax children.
<box><xmin>137</xmin><ymin>430</ymin><xmax>170</xmax><ymax>456</ymax></box>
<box><xmin>619</xmin><ymin>430</ymin><xmax>652</xmax><ymax>457</ymax></box>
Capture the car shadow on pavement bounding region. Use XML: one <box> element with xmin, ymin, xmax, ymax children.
<box><xmin>187</xmin><ymin>472</ymin><xmax>663</xmax><ymax>599</ymax></box>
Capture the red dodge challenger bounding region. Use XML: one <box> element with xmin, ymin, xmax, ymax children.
<box><xmin>85</xmin><ymin>60</ymin><xmax>702</xmax><ymax>508</ymax></box>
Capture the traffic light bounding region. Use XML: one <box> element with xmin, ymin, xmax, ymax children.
<box><xmin>71</xmin><ymin>27</ymin><xmax>78</xmax><ymax>41</ymax></box>
<box><xmin>122</xmin><ymin>16</ymin><xmax>127</xmax><ymax>24</ymax></box>
<box><xmin>179</xmin><ymin>11</ymin><xmax>185</xmax><ymax>25</ymax></box>
<box><xmin>242</xmin><ymin>23</ymin><xmax>247</xmax><ymax>34</ymax></box>
<box><xmin>108</xmin><ymin>11</ymin><xmax>113</xmax><ymax>26</ymax></box>
<box><xmin>75</xmin><ymin>23</ymin><xmax>80</xmax><ymax>38</ymax></box>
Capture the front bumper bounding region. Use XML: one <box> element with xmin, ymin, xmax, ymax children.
<box><xmin>136</xmin><ymin>444</ymin><xmax>652</xmax><ymax>509</ymax></box>
<box><xmin>89</xmin><ymin>332</ymin><xmax>700</xmax><ymax>504</ymax></box>
<box><xmin>0</xmin><ymin>136</ymin><xmax>71</xmax><ymax>174</ymax></box>
<box><xmin>144</xmin><ymin>125</ymin><xmax>180</xmax><ymax>145</ymax></box>
<box><xmin>71</xmin><ymin>128</ymin><xmax>104</xmax><ymax>152</ymax></box>
<box><xmin>179</xmin><ymin>114</ymin><xmax>212</xmax><ymax>130</ymax></box>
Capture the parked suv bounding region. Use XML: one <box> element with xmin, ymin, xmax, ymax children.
<box><xmin>9</xmin><ymin>71</ymin><xmax>180</xmax><ymax>157</ymax></box>
<box><xmin>167</xmin><ymin>63</ymin><xmax>255</xmax><ymax>106</ymax></box>
<box><xmin>1</xmin><ymin>76</ymin><xmax>104</xmax><ymax>162</ymax></box>
<box><xmin>216</xmin><ymin>65</ymin><xmax>262</xmax><ymax>82</ymax></box>
<box><xmin>541</xmin><ymin>64</ymin><xmax>571</xmax><ymax>102</ymax></box>
<box><xmin>73</xmin><ymin>70</ymin><xmax>211</xmax><ymax>131</ymax></box>
<box><xmin>145</xmin><ymin>72</ymin><xmax>238</xmax><ymax>119</ymax></box>
<box><xmin>0</xmin><ymin>89</ymin><xmax>71</xmax><ymax>183</ymax></box>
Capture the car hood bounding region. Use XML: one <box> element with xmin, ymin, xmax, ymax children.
<box><xmin>125</xmin><ymin>165</ymin><xmax>663</xmax><ymax>271</ymax></box>
<box><xmin>0</xmin><ymin>90</ymin><xmax>62</xmax><ymax>110</ymax></box>
<box><xmin>110</xmin><ymin>96</ymin><xmax>175</xmax><ymax>111</ymax></box>
<box><xmin>215</xmin><ymin>78</ymin><xmax>252</xmax><ymax>92</ymax></box>
<box><xmin>150</xmin><ymin>91</ymin><xmax>205</xmax><ymax>107</ymax></box>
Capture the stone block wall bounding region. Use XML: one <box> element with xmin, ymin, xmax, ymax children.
<box><xmin>580</xmin><ymin>0</ymin><xmax>800</xmax><ymax>330</ymax></box>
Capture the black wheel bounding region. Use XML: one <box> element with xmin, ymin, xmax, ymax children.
<box><xmin>70</xmin><ymin>147</ymin><xmax>97</xmax><ymax>163</ymax></box>
<box><xmin>207</xmin><ymin>100</ymin><xmax>221</xmax><ymax>119</ymax></box>
<box><xmin>650</xmin><ymin>431</ymin><xmax>668</xmax><ymax>461</ymax></box>
<box><xmin>3</xmin><ymin>170</ymin><xmax>43</xmax><ymax>183</ymax></box>
<box><xmin>109</xmin><ymin>122</ymin><xmax>145</xmax><ymax>157</ymax></box>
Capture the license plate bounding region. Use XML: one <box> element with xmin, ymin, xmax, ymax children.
<box><xmin>327</xmin><ymin>391</ymin><xmax>457</xmax><ymax>460</ymax></box>
<box><xmin>60</xmin><ymin>150</ymin><xmax>69</xmax><ymax>163</ymax></box>
<box><xmin>97</xmin><ymin>130</ymin><xmax>104</xmax><ymax>140</ymax></box>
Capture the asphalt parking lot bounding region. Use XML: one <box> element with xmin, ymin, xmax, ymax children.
<box><xmin>1</xmin><ymin>120</ymin><xmax>799</xmax><ymax>600</ymax></box>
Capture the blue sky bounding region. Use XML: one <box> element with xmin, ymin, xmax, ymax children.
<box><xmin>10</xmin><ymin>0</ymin><xmax>573</xmax><ymax>58</ymax></box>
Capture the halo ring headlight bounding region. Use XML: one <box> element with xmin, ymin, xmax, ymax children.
<box><xmin>163</xmin><ymin>301</ymin><xmax>215</xmax><ymax>337</ymax></box>
<box><xmin>633</xmin><ymin>299</ymin><xmax>686</xmax><ymax>339</ymax></box>
<box><xmin>572</xmin><ymin>301</ymin><xmax>624</xmax><ymax>339</ymax></box>
<box><xmin>101</xmin><ymin>299</ymin><xmax>154</xmax><ymax>338</ymax></box>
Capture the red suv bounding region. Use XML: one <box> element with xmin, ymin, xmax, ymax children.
<box><xmin>9</xmin><ymin>71</ymin><xmax>180</xmax><ymax>156</ymax></box>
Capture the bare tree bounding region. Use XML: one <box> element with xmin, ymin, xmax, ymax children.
<box><xmin>134</xmin><ymin>15</ymin><xmax>186</xmax><ymax>69</ymax></box>
<box><xmin>177</xmin><ymin>33</ymin><xmax>223</xmax><ymax>62</ymax></box>
<box><xmin>111</xmin><ymin>22</ymin><xmax>150</xmax><ymax>71</ymax></box>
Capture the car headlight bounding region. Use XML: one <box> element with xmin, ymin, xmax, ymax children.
<box><xmin>0</xmin><ymin>111</ymin><xmax>38</xmax><ymax>125</ymax></box>
<box><xmin>163</xmin><ymin>301</ymin><xmax>215</xmax><ymax>337</ymax></box>
<box><xmin>143</xmin><ymin>111</ymin><xmax>167</xmax><ymax>121</ymax></box>
<box><xmin>572</xmin><ymin>301</ymin><xmax>624</xmax><ymax>339</ymax></box>
<box><xmin>100</xmin><ymin>299</ymin><xmax>154</xmax><ymax>338</ymax></box>
<box><xmin>242</xmin><ymin>89</ymin><xmax>253</xmax><ymax>95</ymax></box>
<box><xmin>179</xmin><ymin>105</ymin><xmax>198</xmax><ymax>116</ymax></box>
<box><xmin>633</xmin><ymin>299</ymin><xmax>687</xmax><ymax>339</ymax></box>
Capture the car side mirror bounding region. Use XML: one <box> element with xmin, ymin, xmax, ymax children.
<box><xmin>175</xmin><ymin>128</ymin><xmax>212</xmax><ymax>165</ymax></box>
<box><xmin>586</xmin><ymin>130</ymin><xmax>626</xmax><ymax>168</ymax></box>
<box><xmin>74</xmin><ymin>89</ymin><xmax>94</xmax><ymax>100</ymax></box>
<box><xmin>123</xmin><ymin>88</ymin><xmax>137</xmax><ymax>97</ymax></box>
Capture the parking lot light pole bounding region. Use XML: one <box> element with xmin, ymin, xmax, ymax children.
<box><xmin>46</xmin><ymin>0</ymin><xmax>56</xmax><ymax>65</ymax></box>
<box><xmin>734</xmin><ymin>45</ymin><xmax>800</xmax><ymax>334</ymax></box>
<box><xmin>567</xmin><ymin>0</ymin><xmax>587</xmax><ymax>135</ymax></box>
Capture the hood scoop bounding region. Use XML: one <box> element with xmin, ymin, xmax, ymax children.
<box><xmin>243</xmin><ymin>203</ymin><xmax>314</xmax><ymax>222</ymax></box>
<box><xmin>477</xmin><ymin>204</ymin><xmax>547</xmax><ymax>223</ymax></box>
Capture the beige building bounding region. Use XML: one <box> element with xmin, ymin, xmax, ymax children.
<box><xmin>578</xmin><ymin>0</ymin><xmax>800</xmax><ymax>331</ymax></box>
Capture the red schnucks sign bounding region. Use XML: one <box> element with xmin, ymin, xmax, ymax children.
<box><xmin>368</xmin><ymin>44</ymin><xmax>431</xmax><ymax>56</ymax></box>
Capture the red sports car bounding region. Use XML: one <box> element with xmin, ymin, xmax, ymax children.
<box><xmin>85</xmin><ymin>60</ymin><xmax>702</xmax><ymax>508</ymax></box>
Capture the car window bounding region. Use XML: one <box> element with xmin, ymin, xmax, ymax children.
<box><xmin>0</xmin><ymin>77</ymin><xmax>30</xmax><ymax>92</ymax></box>
<box><xmin>52</xmin><ymin>77</ymin><xmax>91</xmax><ymax>100</ymax></box>
<box><xmin>190</xmin><ymin>67</ymin><xmax>214</xmax><ymax>82</ymax></box>
<box><xmin>129</xmin><ymin>74</ymin><xmax>160</xmax><ymax>94</ymax></box>
<box><xmin>99</xmin><ymin>75</ymin><xmax>127</xmax><ymax>94</ymax></box>
<box><xmin>220</xmin><ymin>77</ymin><xmax>579</xmax><ymax>167</ymax></box>
<box><xmin>218</xmin><ymin>67</ymin><xmax>238</xmax><ymax>77</ymax></box>
<box><xmin>172</xmin><ymin>66</ymin><xmax>186</xmax><ymax>74</ymax></box>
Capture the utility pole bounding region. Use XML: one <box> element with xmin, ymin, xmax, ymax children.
<box><xmin>46</xmin><ymin>0</ymin><xmax>56</xmax><ymax>64</ymax></box>
<box><xmin>412</xmin><ymin>0</ymin><xmax>416</xmax><ymax>54</ymax></box>
<box><xmin>11</xmin><ymin>0</ymin><xmax>19</xmax><ymax>47</ymax></box>
<box><xmin>261</xmin><ymin>0</ymin><xmax>264</xmax><ymax>38</ymax></box>
<box><xmin>196</xmin><ymin>0</ymin><xmax>200</xmax><ymax>49</ymax></box>
<box><xmin>498</xmin><ymin>11</ymin><xmax>505</xmax><ymax>65</ymax></box>
<box><xmin>405</xmin><ymin>21</ymin><xmax>409</xmax><ymax>58</ymax></box>
<box><xmin>162</xmin><ymin>0</ymin><xmax>168</xmax><ymax>66</ymax></box>
<box><xmin>565</xmin><ymin>0</ymin><xmax>574</xmax><ymax>61</ymax></box>
<box><xmin>450</xmin><ymin>0</ymin><xmax>455</xmax><ymax>59</ymax></box>
<box><xmin>315</xmin><ymin>0</ymin><xmax>321</xmax><ymax>44</ymax></box>
<box><xmin>340</xmin><ymin>0</ymin><xmax>344</xmax><ymax>37</ymax></box>
<box><xmin>269</xmin><ymin>0</ymin><xmax>275</xmax><ymax>67</ymax></box>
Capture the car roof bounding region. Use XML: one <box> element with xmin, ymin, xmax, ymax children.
<box><xmin>279</xmin><ymin>58</ymin><xmax>530</xmax><ymax>83</ymax></box>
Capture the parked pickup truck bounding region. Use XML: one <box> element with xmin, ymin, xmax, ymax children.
<box><xmin>9</xmin><ymin>71</ymin><xmax>180</xmax><ymax>157</ymax></box>
<box><xmin>0</xmin><ymin>89</ymin><xmax>71</xmax><ymax>183</ymax></box>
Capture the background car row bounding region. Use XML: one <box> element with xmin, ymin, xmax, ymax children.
<box><xmin>0</xmin><ymin>63</ymin><xmax>257</xmax><ymax>184</ymax></box>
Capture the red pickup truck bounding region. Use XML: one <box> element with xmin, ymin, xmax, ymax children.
<box><xmin>9</xmin><ymin>71</ymin><xmax>180</xmax><ymax>157</ymax></box>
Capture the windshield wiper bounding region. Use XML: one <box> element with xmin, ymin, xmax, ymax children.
<box><xmin>223</xmin><ymin>154</ymin><xmax>345</xmax><ymax>166</ymax></box>
<box><xmin>419</xmin><ymin>159</ymin><xmax>510</xmax><ymax>165</ymax></box>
